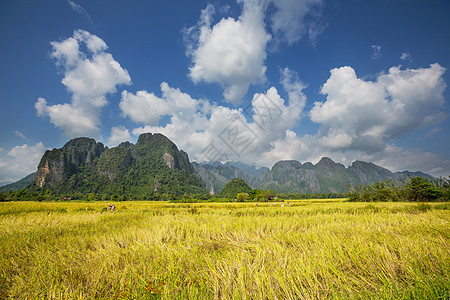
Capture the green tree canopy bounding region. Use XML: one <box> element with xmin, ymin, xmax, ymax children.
<box><xmin>219</xmin><ymin>178</ymin><xmax>251</xmax><ymax>198</ymax></box>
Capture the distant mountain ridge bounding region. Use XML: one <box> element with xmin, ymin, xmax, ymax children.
<box><xmin>0</xmin><ymin>172</ymin><xmax>37</xmax><ymax>193</ymax></box>
<box><xmin>194</xmin><ymin>158</ymin><xmax>435</xmax><ymax>194</ymax></box>
<box><xmin>1</xmin><ymin>133</ymin><xmax>436</xmax><ymax>195</ymax></box>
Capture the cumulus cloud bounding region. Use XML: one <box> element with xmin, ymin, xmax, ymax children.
<box><xmin>185</xmin><ymin>2</ymin><xmax>270</xmax><ymax>104</ymax></box>
<box><xmin>310</xmin><ymin>63</ymin><xmax>447</xmax><ymax>153</ymax></box>
<box><xmin>258</xmin><ymin>130</ymin><xmax>316</xmax><ymax>166</ymax></box>
<box><xmin>35</xmin><ymin>97</ymin><xmax>100</xmax><ymax>137</ymax></box>
<box><xmin>0</xmin><ymin>142</ymin><xmax>47</xmax><ymax>185</ymax></box>
<box><xmin>120</xmin><ymin>82</ymin><xmax>199</xmax><ymax>125</ymax></box>
<box><xmin>108</xmin><ymin>126</ymin><xmax>133</xmax><ymax>147</ymax></box>
<box><xmin>184</xmin><ymin>0</ymin><xmax>324</xmax><ymax>104</ymax></box>
<box><xmin>120</xmin><ymin>90</ymin><xmax>171</xmax><ymax>125</ymax></box>
<box><xmin>35</xmin><ymin>30</ymin><xmax>131</xmax><ymax>138</ymax></box>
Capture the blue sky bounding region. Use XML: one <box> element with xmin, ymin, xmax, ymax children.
<box><xmin>1</xmin><ymin>0</ymin><xmax>449</xmax><ymax>184</ymax></box>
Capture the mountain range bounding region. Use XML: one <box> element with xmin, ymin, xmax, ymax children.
<box><xmin>0</xmin><ymin>133</ymin><xmax>434</xmax><ymax>195</ymax></box>
<box><xmin>194</xmin><ymin>158</ymin><xmax>434</xmax><ymax>194</ymax></box>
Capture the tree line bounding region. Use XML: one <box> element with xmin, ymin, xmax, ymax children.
<box><xmin>0</xmin><ymin>188</ymin><xmax>346</xmax><ymax>203</ymax></box>
<box><xmin>347</xmin><ymin>176</ymin><xmax>449</xmax><ymax>202</ymax></box>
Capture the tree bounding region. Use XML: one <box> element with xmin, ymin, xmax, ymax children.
<box><xmin>219</xmin><ymin>178</ymin><xmax>251</xmax><ymax>198</ymax></box>
<box><xmin>406</xmin><ymin>177</ymin><xmax>441</xmax><ymax>202</ymax></box>
<box><xmin>87</xmin><ymin>193</ymin><xmax>96</xmax><ymax>201</ymax></box>
<box><xmin>255</xmin><ymin>190</ymin><xmax>276</xmax><ymax>202</ymax></box>
<box><xmin>236</xmin><ymin>193</ymin><xmax>250</xmax><ymax>202</ymax></box>
<box><xmin>45</xmin><ymin>189</ymin><xmax>54</xmax><ymax>200</ymax></box>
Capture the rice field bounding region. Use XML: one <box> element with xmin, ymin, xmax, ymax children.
<box><xmin>0</xmin><ymin>199</ymin><xmax>448</xmax><ymax>299</ymax></box>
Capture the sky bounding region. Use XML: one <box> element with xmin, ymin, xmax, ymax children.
<box><xmin>1</xmin><ymin>0</ymin><xmax>450</xmax><ymax>185</ymax></box>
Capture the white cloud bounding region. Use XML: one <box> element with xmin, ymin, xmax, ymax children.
<box><xmin>108</xmin><ymin>126</ymin><xmax>133</xmax><ymax>147</ymax></box>
<box><xmin>280</xmin><ymin>67</ymin><xmax>308</xmax><ymax>114</ymax></box>
<box><xmin>67</xmin><ymin>0</ymin><xmax>92</xmax><ymax>22</ymax></box>
<box><xmin>0</xmin><ymin>142</ymin><xmax>47</xmax><ymax>184</ymax></box>
<box><xmin>258</xmin><ymin>130</ymin><xmax>315</xmax><ymax>166</ymax></box>
<box><xmin>72</xmin><ymin>29</ymin><xmax>107</xmax><ymax>54</ymax></box>
<box><xmin>50</xmin><ymin>37</ymin><xmax>80</xmax><ymax>67</ymax></box>
<box><xmin>400</xmin><ymin>51</ymin><xmax>412</xmax><ymax>62</ymax></box>
<box><xmin>36</xmin><ymin>30</ymin><xmax>131</xmax><ymax>138</ymax></box>
<box><xmin>120</xmin><ymin>82</ymin><xmax>201</xmax><ymax>125</ymax></box>
<box><xmin>185</xmin><ymin>1</ymin><xmax>270</xmax><ymax>104</ymax></box>
<box><xmin>184</xmin><ymin>0</ymin><xmax>324</xmax><ymax>104</ymax></box>
<box><xmin>270</xmin><ymin>0</ymin><xmax>323</xmax><ymax>45</ymax></box>
<box><xmin>310</xmin><ymin>64</ymin><xmax>446</xmax><ymax>153</ymax></box>
<box><xmin>120</xmin><ymin>90</ymin><xmax>171</xmax><ymax>124</ymax></box>
<box><xmin>35</xmin><ymin>97</ymin><xmax>100</xmax><ymax>137</ymax></box>
<box><xmin>319</xmin><ymin>132</ymin><xmax>353</xmax><ymax>149</ymax></box>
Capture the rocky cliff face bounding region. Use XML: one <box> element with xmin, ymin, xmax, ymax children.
<box><xmin>34</xmin><ymin>133</ymin><xmax>205</xmax><ymax>195</ymax></box>
<box><xmin>258</xmin><ymin>160</ymin><xmax>321</xmax><ymax>193</ymax></box>
<box><xmin>36</xmin><ymin>138</ymin><xmax>105</xmax><ymax>188</ymax></box>
<box><xmin>347</xmin><ymin>161</ymin><xmax>395</xmax><ymax>184</ymax></box>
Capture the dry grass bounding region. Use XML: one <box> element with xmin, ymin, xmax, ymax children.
<box><xmin>0</xmin><ymin>200</ymin><xmax>448</xmax><ymax>299</ymax></box>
